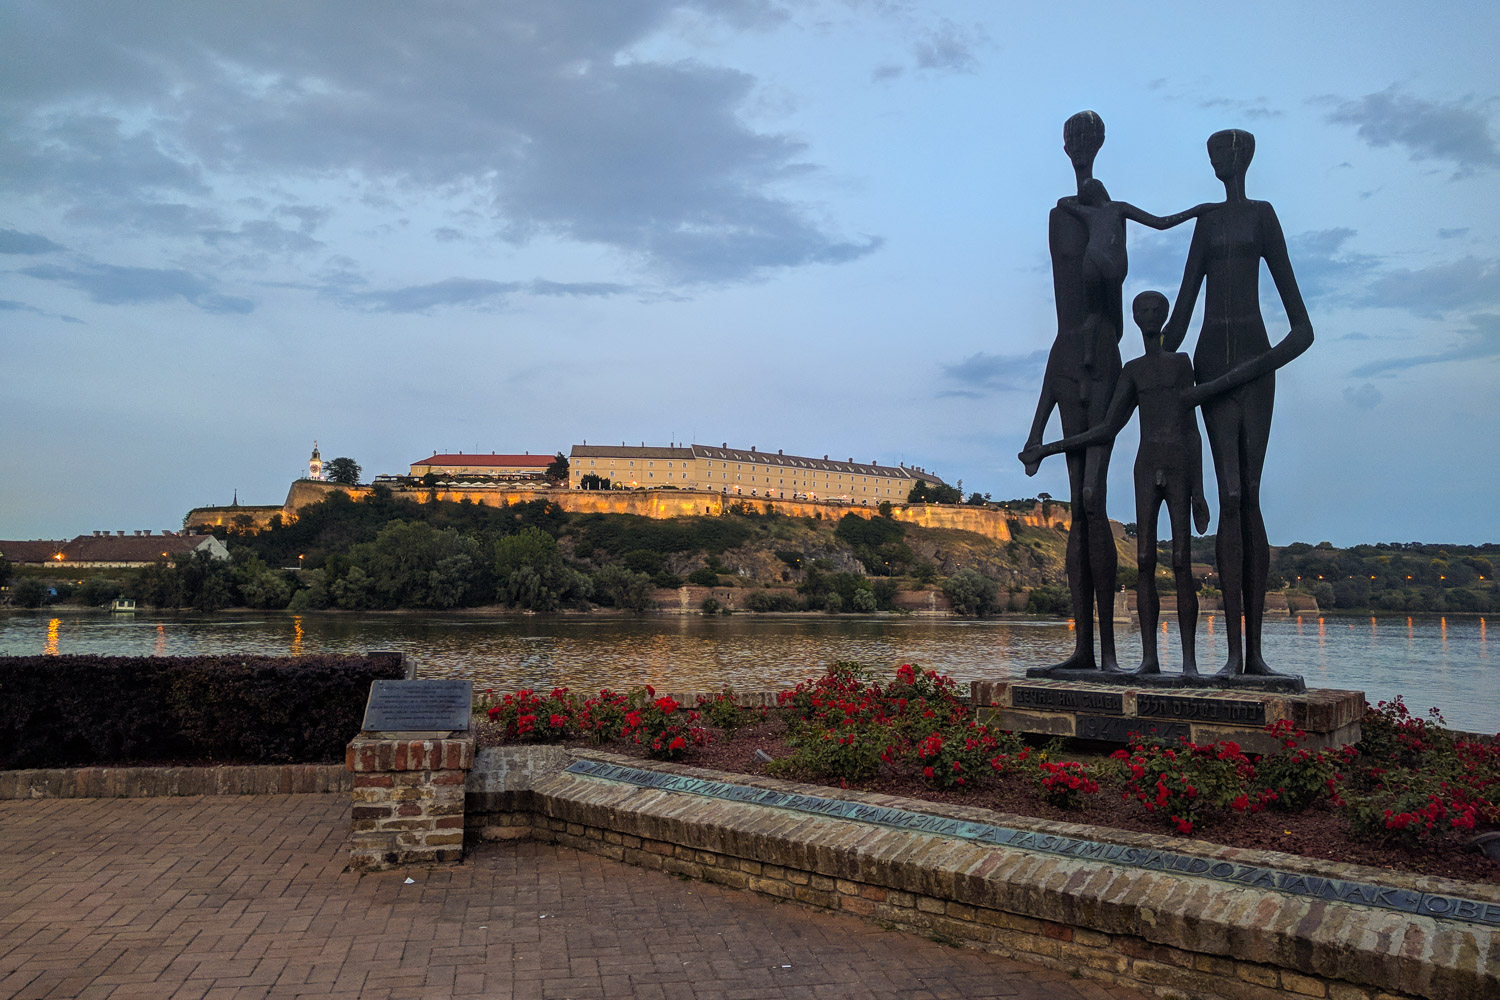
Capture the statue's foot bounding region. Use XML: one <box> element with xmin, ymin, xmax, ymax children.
<box><xmin>1242</xmin><ymin>653</ymin><xmax>1280</xmax><ymax>676</ymax></box>
<box><xmin>1180</xmin><ymin>657</ymin><xmax>1199</xmax><ymax>676</ymax></box>
<box><xmin>1215</xmin><ymin>654</ymin><xmax>1243</xmax><ymax>678</ymax></box>
<box><xmin>1191</xmin><ymin>495</ymin><xmax>1210</xmax><ymax>534</ymax></box>
<box><xmin>1132</xmin><ymin>655</ymin><xmax>1161</xmax><ymax>675</ymax></box>
<box><xmin>1100</xmin><ymin>653</ymin><xmax>1127</xmax><ymax>674</ymax></box>
<box><xmin>1039</xmin><ymin>650</ymin><xmax>1100</xmax><ymax>673</ymax></box>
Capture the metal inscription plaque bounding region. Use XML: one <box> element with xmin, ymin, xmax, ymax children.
<box><xmin>1074</xmin><ymin>715</ymin><xmax>1190</xmax><ymax>743</ymax></box>
<box><xmin>565</xmin><ymin>759</ymin><xmax>1500</xmax><ymax>929</ymax></box>
<box><xmin>1136</xmin><ymin>694</ymin><xmax>1267</xmax><ymax>725</ymax></box>
<box><xmin>362</xmin><ymin>679</ymin><xmax>473</xmax><ymax>732</ymax></box>
<box><xmin>1012</xmin><ymin>686</ymin><xmax>1123</xmax><ymax>715</ymax></box>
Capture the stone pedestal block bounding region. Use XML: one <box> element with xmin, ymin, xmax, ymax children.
<box><xmin>345</xmin><ymin>736</ymin><xmax>474</xmax><ymax>870</ymax></box>
<box><xmin>970</xmin><ymin>679</ymin><xmax>1364</xmax><ymax>754</ymax></box>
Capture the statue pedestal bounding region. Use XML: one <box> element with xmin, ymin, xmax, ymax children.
<box><xmin>970</xmin><ymin>679</ymin><xmax>1363</xmax><ymax>754</ymax></box>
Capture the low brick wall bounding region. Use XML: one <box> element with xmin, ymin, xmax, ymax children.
<box><xmin>0</xmin><ymin>764</ymin><xmax>349</xmax><ymax>799</ymax></box>
<box><xmin>466</xmin><ymin>747</ymin><xmax>1497</xmax><ymax>1000</ymax></box>
<box><xmin>346</xmin><ymin>736</ymin><xmax>474</xmax><ymax>869</ymax></box>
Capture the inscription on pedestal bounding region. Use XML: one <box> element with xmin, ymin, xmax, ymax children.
<box><xmin>1012</xmin><ymin>686</ymin><xmax>1123</xmax><ymax>715</ymax></box>
<box><xmin>362</xmin><ymin>679</ymin><xmax>473</xmax><ymax>732</ymax></box>
<box><xmin>1136</xmin><ymin>694</ymin><xmax>1267</xmax><ymax>725</ymax></box>
<box><xmin>1075</xmin><ymin>715</ymin><xmax>1191</xmax><ymax>743</ymax></box>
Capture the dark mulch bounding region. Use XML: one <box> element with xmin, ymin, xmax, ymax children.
<box><xmin>484</xmin><ymin>715</ymin><xmax>1500</xmax><ymax>887</ymax></box>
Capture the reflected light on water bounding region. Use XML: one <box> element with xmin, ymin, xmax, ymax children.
<box><xmin>155</xmin><ymin>624</ymin><xmax>167</xmax><ymax>656</ymax></box>
<box><xmin>44</xmin><ymin>618</ymin><xmax>59</xmax><ymax>656</ymax></box>
<box><xmin>291</xmin><ymin>616</ymin><xmax>304</xmax><ymax>657</ymax></box>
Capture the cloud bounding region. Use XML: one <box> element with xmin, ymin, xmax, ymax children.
<box><xmin>912</xmin><ymin>19</ymin><xmax>985</xmax><ymax>74</ymax></box>
<box><xmin>1437</xmin><ymin>227</ymin><xmax>1469</xmax><ymax>239</ymax></box>
<box><xmin>19</xmin><ymin>260</ymin><xmax>253</xmax><ymax>314</ymax></box>
<box><xmin>871</xmin><ymin>63</ymin><xmax>903</xmax><ymax>82</ymax></box>
<box><xmin>1199</xmin><ymin>96</ymin><xmax>1282</xmax><ymax>120</ymax></box>
<box><xmin>1323</xmin><ymin>88</ymin><xmax>1500</xmax><ymax>177</ymax></box>
<box><xmin>1350</xmin><ymin>313</ymin><xmax>1500</xmax><ymax>377</ymax></box>
<box><xmin>0</xmin><ymin>228</ymin><xmax>65</xmax><ymax>254</ymax></box>
<box><xmin>1342</xmin><ymin>383</ymin><xmax>1383</xmax><ymax>409</ymax></box>
<box><xmin>345</xmin><ymin>276</ymin><xmax>630</xmax><ymax>314</ymax></box>
<box><xmin>0</xmin><ymin>2</ymin><xmax>876</xmax><ymax>285</ymax></box>
<box><xmin>1358</xmin><ymin>256</ymin><xmax>1500</xmax><ymax>318</ymax></box>
<box><xmin>938</xmin><ymin>349</ymin><xmax>1049</xmax><ymax>397</ymax></box>
<box><xmin>201</xmin><ymin>220</ymin><xmax>324</xmax><ymax>254</ymax></box>
<box><xmin>0</xmin><ymin>298</ymin><xmax>83</xmax><ymax>323</ymax></box>
<box><xmin>1284</xmin><ymin>227</ymin><xmax>1381</xmax><ymax>302</ymax></box>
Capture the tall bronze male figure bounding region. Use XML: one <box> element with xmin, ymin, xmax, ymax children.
<box><xmin>1022</xmin><ymin>111</ymin><xmax>1123</xmax><ymax>674</ymax></box>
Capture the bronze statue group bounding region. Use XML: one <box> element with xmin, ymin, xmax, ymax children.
<box><xmin>1020</xmin><ymin>112</ymin><xmax>1313</xmax><ymax>685</ymax></box>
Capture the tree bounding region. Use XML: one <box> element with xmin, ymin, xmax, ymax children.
<box><xmin>545</xmin><ymin>452</ymin><xmax>569</xmax><ymax>484</ymax></box>
<box><xmin>943</xmin><ymin>569</ymin><xmax>1000</xmax><ymax>616</ymax></box>
<box><xmin>325</xmin><ymin>457</ymin><xmax>362</xmax><ymax>485</ymax></box>
<box><xmin>579</xmin><ymin>473</ymin><xmax>611</xmax><ymax>490</ymax></box>
<box><xmin>0</xmin><ymin>556</ymin><xmax>11</xmax><ymax>589</ymax></box>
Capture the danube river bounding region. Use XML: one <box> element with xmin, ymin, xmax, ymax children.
<box><xmin>3</xmin><ymin>610</ymin><xmax>1495</xmax><ymax>733</ymax></box>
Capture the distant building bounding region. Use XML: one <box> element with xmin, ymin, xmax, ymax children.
<box><xmin>308</xmin><ymin>441</ymin><xmax>324</xmax><ymax>481</ymax></box>
<box><xmin>568</xmin><ymin>442</ymin><xmax>945</xmax><ymax>503</ymax></box>
<box><xmin>2</xmin><ymin>532</ymin><xmax>229</xmax><ymax>569</ymax></box>
<box><xmin>0</xmin><ymin>539</ymin><xmax>67</xmax><ymax>565</ymax></box>
<box><xmin>408</xmin><ymin>453</ymin><xmax>555</xmax><ymax>480</ymax></box>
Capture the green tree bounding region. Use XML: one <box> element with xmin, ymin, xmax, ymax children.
<box><xmin>0</xmin><ymin>556</ymin><xmax>11</xmax><ymax>589</ymax></box>
<box><xmin>943</xmin><ymin>569</ymin><xmax>1000</xmax><ymax>616</ymax></box>
<box><xmin>493</xmin><ymin>527</ymin><xmax>590</xmax><ymax>611</ymax></box>
<box><xmin>591</xmin><ymin>564</ymin><xmax>657</xmax><ymax>611</ymax></box>
<box><xmin>345</xmin><ymin>521</ymin><xmax>486</xmax><ymax>609</ymax></box>
<box><xmin>77</xmin><ymin>576</ymin><xmax>122</xmax><ymax>607</ymax></box>
<box><xmin>545</xmin><ymin>452</ymin><xmax>569</xmax><ymax>484</ymax></box>
<box><xmin>325</xmin><ymin>457</ymin><xmax>362</xmax><ymax>485</ymax></box>
<box><xmin>579</xmin><ymin>473</ymin><xmax>611</xmax><ymax>490</ymax></box>
<box><xmin>12</xmin><ymin>578</ymin><xmax>48</xmax><ymax>608</ymax></box>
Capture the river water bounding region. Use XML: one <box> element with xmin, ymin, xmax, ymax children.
<box><xmin>3</xmin><ymin>610</ymin><xmax>1495</xmax><ymax>733</ymax></box>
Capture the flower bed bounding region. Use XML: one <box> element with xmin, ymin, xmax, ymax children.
<box><xmin>473</xmin><ymin>663</ymin><xmax>1500</xmax><ymax>883</ymax></box>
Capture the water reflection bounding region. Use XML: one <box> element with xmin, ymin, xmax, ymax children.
<box><xmin>1</xmin><ymin>609</ymin><xmax>1496</xmax><ymax>733</ymax></box>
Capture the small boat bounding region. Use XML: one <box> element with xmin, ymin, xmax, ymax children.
<box><xmin>109</xmin><ymin>598</ymin><xmax>136</xmax><ymax>614</ymax></box>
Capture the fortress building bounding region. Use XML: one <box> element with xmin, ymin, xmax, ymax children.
<box><xmin>569</xmin><ymin>442</ymin><xmax>945</xmax><ymax>504</ymax></box>
<box><xmin>308</xmin><ymin>442</ymin><xmax>323</xmax><ymax>481</ymax></box>
<box><xmin>408</xmin><ymin>452</ymin><xmax>555</xmax><ymax>480</ymax></box>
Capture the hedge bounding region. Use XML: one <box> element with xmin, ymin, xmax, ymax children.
<box><xmin>0</xmin><ymin>653</ymin><xmax>405</xmax><ymax>768</ymax></box>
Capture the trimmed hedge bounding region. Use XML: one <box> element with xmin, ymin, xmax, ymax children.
<box><xmin>0</xmin><ymin>653</ymin><xmax>405</xmax><ymax>768</ymax></box>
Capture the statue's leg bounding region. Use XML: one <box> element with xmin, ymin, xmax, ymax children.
<box><xmin>1134</xmin><ymin>473</ymin><xmax>1162</xmax><ymax>674</ymax></box>
<box><xmin>1057</xmin><ymin>446</ymin><xmax>1098</xmax><ymax>670</ymax></box>
<box><xmin>1167</xmin><ymin>482</ymin><xmax>1199</xmax><ymax>675</ymax></box>
<box><xmin>1203</xmin><ymin>400</ymin><xmax>1245</xmax><ymax>676</ymax></box>
<box><xmin>1239</xmin><ymin>378</ymin><xmax>1277</xmax><ymax>675</ymax></box>
<box><xmin>1083</xmin><ymin>407</ymin><xmax>1119</xmax><ymax>673</ymax></box>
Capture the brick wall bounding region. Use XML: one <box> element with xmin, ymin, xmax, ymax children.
<box><xmin>346</xmin><ymin>737</ymin><xmax>474</xmax><ymax>870</ymax></box>
<box><xmin>465</xmin><ymin>748</ymin><xmax>1493</xmax><ymax>1000</ymax></box>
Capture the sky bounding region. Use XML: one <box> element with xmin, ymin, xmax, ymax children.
<box><xmin>2</xmin><ymin>0</ymin><xmax>1497</xmax><ymax>547</ymax></box>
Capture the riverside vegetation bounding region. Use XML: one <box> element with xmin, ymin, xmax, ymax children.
<box><xmin>475</xmin><ymin>662</ymin><xmax>1500</xmax><ymax>883</ymax></box>
<box><xmin>6</xmin><ymin>488</ymin><xmax>1103</xmax><ymax>615</ymax></box>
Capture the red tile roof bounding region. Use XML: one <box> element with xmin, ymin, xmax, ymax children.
<box><xmin>412</xmin><ymin>454</ymin><xmax>554</xmax><ymax>468</ymax></box>
<box><xmin>59</xmin><ymin>534</ymin><xmax>205</xmax><ymax>563</ymax></box>
<box><xmin>0</xmin><ymin>540</ymin><xmax>67</xmax><ymax>563</ymax></box>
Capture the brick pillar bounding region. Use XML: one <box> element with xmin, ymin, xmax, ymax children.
<box><xmin>345</xmin><ymin>736</ymin><xmax>474</xmax><ymax>870</ymax></box>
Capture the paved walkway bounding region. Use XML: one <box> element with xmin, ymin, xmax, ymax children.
<box><xmin>0</xmin><ymin>795</ymin><xmax>1151</xmax><ymax>1000</ymax></box>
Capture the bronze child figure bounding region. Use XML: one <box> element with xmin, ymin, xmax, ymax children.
<box><xmin>1021</xmin><ymin>290</ymin><xmax>1216</xmax><ymax>675</ymax></box>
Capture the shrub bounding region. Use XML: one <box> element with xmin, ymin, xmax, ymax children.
<box><xmin>0</xmin><ymin>653</ymin><xmax>404</xmax><ymax>767</ymax></box>
<box><xmin>696</xmin><ymin>688</ymin><xmax>747</xmax><ymax>729</ymax></box>
<box><xmin>943</xmin><ymin>570</ymin><xmax>999</xmax><ymax>616</ymax></box>
<box><xmin>1033</xmin><ymin>760</ymin><xmax>1100</xmax><ymax>809</ymax></box>
<box><xmin>1113</xmin><ymin>738</ymin><xmax>1256</xmax><ymax>834</ymax></box>
<box><xmin>481</xmin><ymin>687</ymin><xmax>578</xmax><ymax>741</ymax></box>
<box><xmin>700</xmin><ymin>596</ymin><xmax>722</xmax><ymax>615</ymax></box>
<box><xmin>687</xmin><ymin>566</ymin><xmax>720</xmax><ymax>587</ymax></box>
<box><xmin>1252</xmin><ymin>720</ymin><xmax>1339</xmax><ymax>811</ymax></box>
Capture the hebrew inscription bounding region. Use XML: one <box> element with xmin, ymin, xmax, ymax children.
<box><xmin>1135</xmin><ymin>693</ymin><xmax>1267</xmax><ymax>725</ymax></box>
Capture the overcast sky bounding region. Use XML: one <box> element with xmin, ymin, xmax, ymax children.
<box><xmin>2</xmin><ymin>1</ymin><xmax>1497</xmax><ymax>546</ymax></box>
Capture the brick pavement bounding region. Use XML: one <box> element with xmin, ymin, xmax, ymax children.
<box><xmin>0</xmin><ymin>795</ymin><xmax>1152</xmax><ymax>999</ymax></box>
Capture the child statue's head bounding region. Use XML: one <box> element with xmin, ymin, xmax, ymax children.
<box><xmin>1132</xmin><ymin>290</ymin><xmax>1169</xmax><ymax>338</ymax></box>
<box><xmin>1079</xmin><ymin>177</ymin><xmax>1110</xmax><ymax>207</ymax></box>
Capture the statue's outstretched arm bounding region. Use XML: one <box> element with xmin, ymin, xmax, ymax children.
<box><xmin>1162</xmin><ymin>220</ymin><xmax>1207</xmax><ymax>353</ymax></box>
<box><xmin>1119</xmin><ymin>201</ymin><xmax>1213</xmax><ymax>231</ymax></box>
<box><xmin>1020</xmin><ymin>376</ymin><xmax>1138</xmax><ymax>474</ymax></box>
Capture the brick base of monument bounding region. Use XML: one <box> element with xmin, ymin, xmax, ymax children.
<box><xmin>970</xmin><ymin>679</ymin><xmax>1365</xmax><ymax>755</ymax></box>
<box><xmin>345</xmin><ymin>736</ymin><xmax>474</xmax><ymax>870</ymax></box>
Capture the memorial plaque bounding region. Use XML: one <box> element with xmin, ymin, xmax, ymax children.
<box><xmin>1074</xmin><ymin>715</ymin><xmax>1190</xmax><ymax>743</ymax></box>
<box><xmin>565</xmin><ymin>760</ymin><xmax>1500</xmax><ymax>928</ymax></box>
<box><xmin>362</xmin><ymin>679</ymin><xmax>473</xmax><ymax>732</ymax></box>
<box><xmin>1012</xmin><ymin>685</ymin><xmax>1123</xmax><ymax>715</ymax></box>
<box><xmin>1136</xmin><ymin>693</ymin><xmax>1267</xmax><ymax>725</ymax></box>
